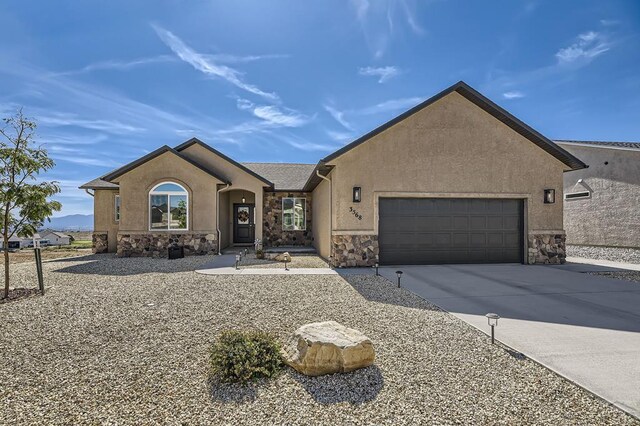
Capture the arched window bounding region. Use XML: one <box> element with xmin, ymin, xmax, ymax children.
<box><xmin>149</xmin><ymin>182</ymin><xmax>188</xmax><ymax>231</ymax></box>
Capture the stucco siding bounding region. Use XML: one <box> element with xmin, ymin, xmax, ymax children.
<box><xmin>179</xmin><ymin>143</ymin><xmax>267</xmax><ymax>241</ymax></box>
<box><xmin>326</xmin><ymin>91</ymin><xmax>566</xmax><ymax>238</ymax></box>
<box><xmin>113</xmin><ymin>151</ymin><xmax>220</xmax><ymax>233</ymax></box>
<box><xmin>312</xmin><ymin>177</ymin><xmax>331</xmax><ymax>258</ymax></box>
<box><xmin>561</xmin><ymin>144</ymin><xmax>640</xmax><ymax>248</ymax></box>
<box><xmin>93</xmin><ymin>189</ymin><xmax>119</xmax><ymax>252</ymax></box>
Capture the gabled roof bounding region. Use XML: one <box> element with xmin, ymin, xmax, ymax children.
<box><xmin>79</xmin><ymin>145</ymin><xmax>230</xmax><ymax>190</ymax></box>
<box><xmin>41</xmin><ymin>229</ymin><xmax>70</xmax><ymax>239</ymax></box>
<box><xmin>175</xmin><ymin>138</ymin><xmax>273</xmax><ymax>187</ymax></box>
<box><xmin>242</xmin><ymin>162</ymin><xmax>316</xmax><ymax>191</ymax></box>
<box><xmin>320</xmin><ymin>81</ymin><xmax>588</xmax><ymax>172</ymax></box>
<box><xmin>555</xmin><ymin>140</ymin><xmax>640</xmax><ymax>151</ymax></box>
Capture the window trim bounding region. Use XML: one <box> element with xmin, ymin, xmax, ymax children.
<box><xmin>564</xmin><ymin>191</ymin><xmax>591</xmax><ymax>201</ymax></box>
<box><xmin>148</xmin><ymin>182</ymin><xmax>189</xmax><ymax>231</ymax></box>
<box><xmin>282</xmin><ymin>197</ymin><xmax>306</xmax><ymax>231</ymax></box>
<box><xmin>114</xmin><ymin>195</ymin><xmax>120</xmax><ymax>223</ymax></box>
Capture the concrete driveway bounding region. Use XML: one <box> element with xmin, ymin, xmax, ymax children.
<box><xmin>378</xmin><ymin>263</ymin><xmax>640</xmax><ymax>418</ymax></box>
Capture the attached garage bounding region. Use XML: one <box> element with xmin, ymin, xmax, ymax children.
<box><xmin>378</xmin><ymin>198</ymin><xmax>524</xmax><ymax>265</ymax></box>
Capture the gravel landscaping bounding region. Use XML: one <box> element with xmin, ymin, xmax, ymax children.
<box><xmin>1</xmin><ymin>256</ymin><xmax>638</xmax><ymax>425</ymax></box>
<box><xmin>567</xmin><ymin>245</ymin><xmax>640</xmax><ymax>264</ymax></box>
<box><xmin>239</xmin><ymin>253</ymin><xmax>329</xmax><ymax>269</ymax></box>
<box><xmin>587</xmin><ymin>271</ymin><xmax>640</xmax><ymax>284</ymax></box>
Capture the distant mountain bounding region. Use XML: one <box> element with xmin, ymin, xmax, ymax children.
<box><xmin>42</xmin><ymin>214</ymin><xmax>94</xmax><ymax>231</ymax></box>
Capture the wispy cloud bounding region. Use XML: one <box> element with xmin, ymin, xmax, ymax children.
<box><xmin>358</xmin><ymin>65</ymin><xmax>401</xmax><ymax>83</ymax></box>
<box><xmin>37</xmin><ymin>112</ymin><xmax>145</xmax><ymax>134</ymax></box>
<box><xmin>326</xmin><ymin>130</ymin><xmax>354</xmax><ymax>142</ymax></box>
<box><xmin>323</xmin><ymin>104</ymin><xmax>353</xmax><ymax>130</ymax></box>
<box><xmin>236</xmin><ymin>98</ymin><xmax>310</xmax><ymax>128</ymax></box>
<box><xmin>203</xmin><ymin>53</ymin><xmax>289</xmax><ymax>64</ymax></box>
<box><xmin>555</xmin><ymin>31</ymin><xmax>610</xmax><ymax>64</ymax></box>
<box><xmin>503</xmin><ymin>91</ymin><xmax>525</xmax><ymax>99</ymax></box>
<box><xmin>152</xmin><ymin>24</ymin><xmax>278</xmax><ymax>101</ymax></box>
<box><xmin>350</xmin><ymin>0</ymin><xmax>425</xmax><ymax>58</ymax></box>
<box><xmin>54</xmin><ymin>55</ymin><xmax>176</xmax><ymax>76</ymax></box>
<box><xmin>357</xmin><ymin>96</ymin><xmax>422</xmax><ymax>115</ymax></box>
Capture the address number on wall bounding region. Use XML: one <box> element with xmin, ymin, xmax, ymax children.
<box><xmin>349</xmin><ymin>206</ymin><xmax>363</xmax><ymax>220</ymax></box>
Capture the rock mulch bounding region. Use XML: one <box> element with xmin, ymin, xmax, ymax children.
<box><xmin>240</xmin><ymin>254</ymin><xmax>328</xmax><ymax>269</ymax></box>
<box><xmin>567</xmin><ymin>245</ymin><xmax>640</xmax><ymax>264</ymax></box>
<box><xmin>1</xmin><ymin>256</ymin><xmax>638</xmax><ymax>425</ymax></box>
<box><xmin>587</xmin><ymin>271</ymin><xmax>640</xmax><ymax>284</ymax></box>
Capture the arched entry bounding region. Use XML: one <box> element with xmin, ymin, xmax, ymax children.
<box><xmin>219</xmin><ymin>188</ymin><xmax>257</xmax><ymax>248</ymax></box>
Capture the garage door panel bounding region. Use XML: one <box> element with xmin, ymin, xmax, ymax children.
<box><xmin>379</xmin><ymin>198</ymin><xmax>523</xmax><ymax>265</ymax></box>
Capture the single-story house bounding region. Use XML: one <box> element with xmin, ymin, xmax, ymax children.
<box><xmin>80</xmin><ymin>81</ymin><xmax>587</xmax><ymax>266</ymax></box>
<box><xmin>40</xmin><ymin>229</ymin><xmax>72</xmax><ymax>246</ymax></box>
<box><xmin>556</xmin><ymin>140</ymin><xmax>640</xmax><ymax>248</ymax></box>
<box><xmin>0</xmin><ymin>235</ymin><xmax>24</xmax><ymax>250</ymax></box>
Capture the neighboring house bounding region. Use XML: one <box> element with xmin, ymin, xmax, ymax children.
<box><xmin>0</xmin><ymin>235</ymin><xmax>23</xmax><ymax>250</ymax></box>
<box><xmin>40</xmin><ymin>229</ymin><xmax>71</xmax><ymax>246</ymax></box>
<box><xmin>556</xmin><ymin>140</ymin><xmax>640</xmax><ymax>248</ymax></box>
<box><xmin>80</xmin><ymin>81</ymin><xmax>586</xmax><ymax>266</ymax></box>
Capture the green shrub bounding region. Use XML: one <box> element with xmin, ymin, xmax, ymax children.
<box><xmin>209</xmin><ymin>330</ymin><xmax>283</xmax><ymax>383</ymax></box>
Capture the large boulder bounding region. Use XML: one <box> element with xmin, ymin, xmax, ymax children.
<box><xmin>282</xmin><ymin>321</ymin><xmax>375</xmax><ymax>376</ymax></box>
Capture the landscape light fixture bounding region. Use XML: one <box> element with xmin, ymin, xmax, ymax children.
<box><xmin>396</xmin><ymin>270</ymin><xmax>403</xmax><ymax>288</ymax></box>
<box><xmin>375</xmin><ymin>263</ymin><xmax>379</xmax><ymax>276</ymax></box>
<box><xmin>353</xmin><ymin>187</ymin><xmax>361</xmax><ymax>203</ymax></box>
<box><xmin>283</xmin><ymin>253</ymin><xmax>290</xmax><ymax>271</ymax></box>
<box><xmin>544</xmin><ymin>189</ymin><xmax>555</xmax><ymax>204</ymax></box>
<box><xmin>486</xmin><ymin>313</ymin><xmax>500</xmax><ymax>344</ymax></box>
<box><xmin>235</xmin><ymin>254</ymin><xmax>241</xmax><ymax>270</ymax></box>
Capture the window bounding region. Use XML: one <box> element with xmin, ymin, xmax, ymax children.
<box><xmin>282</xmin><ymin>198</ymin><xmax>306</xmax><ymax>231</ymax></box>
<box><xmin>149</xmin><ymin>182</ymin><xmax>188</xmax><ymax>230</ymax></box>
<box><xmin>115</xmin><ymin>195</ymin><xmax>120</xmax><ymax>222</ymax></box>
<box><xmin>564</xmin><ymin>191</ymin><xmax>591</xmax><ymax>200</ymax></box>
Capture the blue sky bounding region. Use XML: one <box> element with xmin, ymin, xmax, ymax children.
<box><xmin>0</xmin><ymin>0</ymin><xmax>638</xmax><ymax>216</ymax></box>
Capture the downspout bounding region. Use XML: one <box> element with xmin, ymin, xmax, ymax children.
<box><xmin>316</xmin><ymin>169</ymin><xmax>332</xmax><ymax>264</ymax></box>
<box><xmin>84</xmin><ymin>189</ymin><xmax>94</xmax><ymax>197</ymax></box>
<box><xmin>216</xmin><ymin>183</ymin><xmax>230</xmax><ymax>255</ymax></box>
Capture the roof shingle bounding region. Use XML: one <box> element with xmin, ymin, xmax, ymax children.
<box><xmin>241</xmin><ymin>163</ymin><xmax>316</xmax><ymax>191</ymax></box>
<box><xmin>555</xmin><ymin>140</ymin><xmax>640</xmax><ymax>150</ymax></box>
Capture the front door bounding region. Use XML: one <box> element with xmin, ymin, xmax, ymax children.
<box><xmin>233</xmin><ymin>204</ymin><xmax>255</xmax><ymax>244</ymax></box>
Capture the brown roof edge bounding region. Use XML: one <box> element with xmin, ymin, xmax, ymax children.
<box><xmin>174</xmin><ymin>137</ymin><xmax>274</xmax><ymax>187</ymax></box>
<box><xmin>99</xmin><ymin>145</ymin><xmax>231</xmax><ymax>184</ymax></box>
<box><xmin>302</xmin><ymin>163</ymin><xmax>334</xmax><ymax>192</ymax></box>
<box><xmin>321</xmin><ymin>81</ymin><xmax>588</xmax><ymax>171</ymax></box>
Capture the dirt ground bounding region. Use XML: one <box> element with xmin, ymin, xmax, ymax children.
<box><xmin>3</xmin><ymin>248</ymin><xmax>92</xmax><ymax>265</ymax></box>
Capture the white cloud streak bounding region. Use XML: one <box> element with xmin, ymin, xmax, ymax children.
<box><xmin>323</xmin><ymin>104</ymin><xmax>353</xmax><ymax>130</ymax></box>
<box><xmin>357</xmin><ymin>97</ymin><xmax>422</xmax><ymax>115</ymax></box>
<box><xmin>358</xmin><ymin>65</ymin><xmax>401</xmax><ymax>83</ymax></box>
<box><xmin>555</xmin><ymin>31</ymin><xmax>610</xmax><ymax>64</ymax></box>
<box><xmin>503</xmin><ymin>91</ymin><xmax>525</xmax><ymax>99</ymax></box>
<box><xmin>152</xmin><ymin>24</ymin><xmax>278</xmax><ymax>101</ymax></box>
<box><xmin>236</xmin><ymin>98</ymin><xmax>310</xmax><ymax>128</ymax></box>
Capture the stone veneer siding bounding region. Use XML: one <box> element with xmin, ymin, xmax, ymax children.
<box><xmin>528</xmin><ymin>233</ymin><xmax>566</xmax><ymax>264</ymax></box>
<box><xmin>92</xmin><ymin>233</ymin><xmax>109</xmax><ymax>254</ymax></box>
<box><xmin>263</xmin><ymin>191</ymin><xmax>313</xmax><ymax>247</ymax></box>
<box><xmin>331</xmin><ymin>235</ymin><xmax>379</xmax><ymax>267</ymax></box>
<box><xmin>116</xmin><ymin>233</ymin><xmax>217</xmax><ymax>258</ymax></box>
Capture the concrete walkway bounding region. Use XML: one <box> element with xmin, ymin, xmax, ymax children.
<box><xmin>195</xmin><ymin>254</ymin><xmax>336</xmax><ymax>275</ymax></box>
<box><xmin>565</xmin><ymin>256</ymin><xmax>640</xmax><ymax>272</ymax></box>
<box><xmin>378</xmin><ymin>263</ymin><xmax>640</xmax><ymax>418</ymax></box>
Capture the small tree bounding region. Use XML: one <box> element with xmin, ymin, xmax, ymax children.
<box><xmin>0</xmin><ymin>109</ymin><xmax>61</xmax><ymax>299</ymax></box>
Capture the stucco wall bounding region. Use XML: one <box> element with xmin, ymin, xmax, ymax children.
<box><xmin>93</xmin><ymin>189</ymin><xmax>119</xmax><ymax>252</ymax></box>
<box><xmin>560</xmin><ymin>144</ymin><xmax>640</xmax><ymax>248</ymax></box>
<box><xmin>326</xmin><ymin>91</ymin><xmax>567</xmax><ymax>241</ymax></box>
<box><xmin>179</xmin><ymin>143</ymin><xmax>268</xmax><ymax>241</ymax></box>
<box><xmin>113</xmin><ymin>151</ymin><xmax>221</xmax><ymax>233</ymax></box>
<box><xmin>312</xmin><ymin>177</ymin><xmax>331</xmax><ymax>258</ymax></box>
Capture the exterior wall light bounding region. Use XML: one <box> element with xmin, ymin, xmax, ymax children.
<box><xmin>486</xmin><ymin>313</ymin><xmax>500</xmax><ymax>344</ymax></box>
<box><xmin>396</xmin><ymin>270</ymin><xmax>403</xmax><ymax>288</ymax></box>
<box><xmin>353</xmin><ymin>187</ymin><xmax>361</xmax><ymax>203</ymax></box>
<box><xmin>544</xmin><ymin>189</ymin><xmax>555</xmax><ymax>204</ymax></box>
